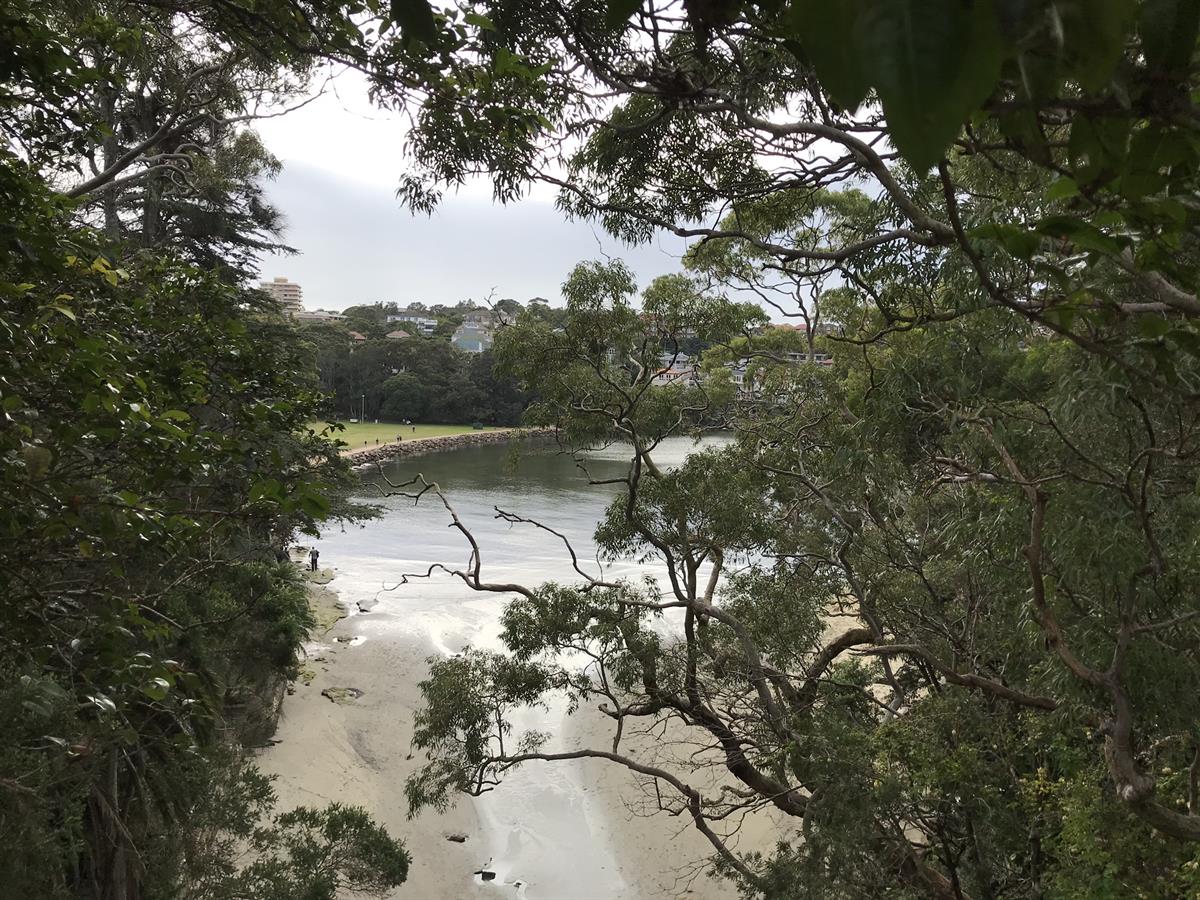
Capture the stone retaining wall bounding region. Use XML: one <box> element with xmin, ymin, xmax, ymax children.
<box><xmin>345</xmin><ymin>427</ymin><xmax>553</xmax><ymax>470</ymax></box>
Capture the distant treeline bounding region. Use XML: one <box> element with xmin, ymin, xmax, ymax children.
<box><xmin>300</xmin><ymin>298</ymin><xmax>568</xmax><ymax>424</ymax></box>
<box><xmin>337</xmin><ymin>296</ymin><xmax>565</xmax><ymax>339</ymax></box>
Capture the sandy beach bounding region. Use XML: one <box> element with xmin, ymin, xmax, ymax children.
<box><xmin>257</xmin><ymin>573</ymin><xmax>754</xmax><ymax>900</ymax></box>
<box><xmin>257</xmin><ymin>577</ymin><xmax>485</xmax><ymax>897</ymax></box>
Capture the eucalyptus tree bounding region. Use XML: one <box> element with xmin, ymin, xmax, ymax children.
<box><xmin>398</xmin><ymin>255</ymin><xmax>1200</xmax><ymax>898</ymax></box>
<box><xmin>354</xmin><ymin>1</ymin><xmax>1200</xmax><ymax>896</ymax></box>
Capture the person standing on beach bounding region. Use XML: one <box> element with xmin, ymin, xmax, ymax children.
<box><xmin>309</xmin><ymin>548</ymin><xmax>319</xmax><ymax>572</ymax></box>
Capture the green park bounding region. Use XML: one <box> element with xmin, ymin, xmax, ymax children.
<box><xmin>316</xmin><ymin>421</ymin><xmax>501</xmax><ymax>450</ymax></box>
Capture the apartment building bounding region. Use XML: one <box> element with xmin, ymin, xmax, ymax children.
<box><xmin>259</xmin><ymin>276</ymin><xmax>304</xmax><ymax>316</ymax></box>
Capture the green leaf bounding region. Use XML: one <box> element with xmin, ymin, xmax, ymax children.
<box><xmin>1060</xmin><ymin>0</ymin><xmax>1137</xmax><ymax>91</ymax></box>
<box><xmin>786</xmin><ymin>1</ymin><xmax>870</xmax><ymax>110</ymax></box>
<box><xmin>493</xmin><ymin>47</ymin><xmax>528</xmax><ymax>77</ymax></box>
<box><xmin>997</xmin><ymin>108</ymin><xmax>1051</xmax><ymax>164</ymax></box>
<box><xmin>141</xmin><ymin>678</ymin><xmax>171</xmax><ymax>701</ymax></box>
<box><xmin>300</xmin><ymin>492</ymin><xmax>332</xmax><ymax>519</ymax></box>
<box><xmin>1128</xmin><ymin>126</ymin><xmax>1195</xmax><ymax>173</ymax></box>
<box><xmin>249</xmin><ymin>478</ymin><xmax>283</xmax><ymax>503</ymax></box>
<box><xmin>1119</xmin><ymin>171</ymin><xmax>1168</xmax><ymax>200</ymax></box>
<box><xmin>1068</xmin><ymin>115</ymin><xmax>1131</xmax><ymax>180</ymax></box>
<box><xmin>391</xmin><ymin>0</ymin><xmax>438</xmax><ymax>44</ymax></box>
<box><xmin>86</xmin><ymin>694</ymin><xmax>117</xmax><ymax>715</ymax></box>
<box><xmin>464</xmin><ymin>11</ymin><xmax>496</xmax><ymax>31</ymax></box>
<box><xmin>1035</xmin><ymin>215</ymin><xmax>1123</xmax><ymax>255</ymax></box>
<box><xmin>1167</xmin><ymin>327</ymin><xmax>1200</xmax><ymax>357</ymax></box>
<box><xmin>1046</xmin><ymin>177</ymin><xmax>1080</xmax><ymax>201</ymax></box>
<box><xmin>1138</xmin><ymin>315</ymin><xmax>1171</xmax><ymax>339</ymax></box>
<box><xmin>22</xmin><ymin>444</ymin><xmax>53</xmax><ymax>478</ymax></box>
<box><xmin>972</xmin><ymin>223</ymin><xmax>1041</xmax><ymax>260</ymax></box>
<box><xmin>1041</xmin><ymin>303</ymin><xmax>1078</xmax><ymax>331</ymax></box>
<box><xmin>1141</xmin><ymin>0</ymin><xmax>1200</xmax><ymax>74</ymax></box>
<box><xmin>858</xmin><ymin>0</ymin><xmax>1004</xmax><ymax>171</ymax></box>
<box><xmin>606</xmin><ymin>0</ymin><xmax>641</xmax><ymax>27</ymax></box>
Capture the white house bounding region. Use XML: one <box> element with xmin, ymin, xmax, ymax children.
<box><xmin>386</xmin><ymin>309</ymin><xmax>438</xmax><ymax>335</ymax></box>
<box><xmin>294</xmin><ymin>309</ymin><xmax>346</xmax><ymax>324</ymax></box>
<box><xmin>650</xmin><ymin>352</ymin><xmax>699</xmax><ymax>387</ymax></box>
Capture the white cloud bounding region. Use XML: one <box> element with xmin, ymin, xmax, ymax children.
<box><xmin>254</xmin><ymin>70</ymin><xmax>690</xmax><ymax>308</ymax></box>
<box><xmin>258</xmin><ymin>162</ymin><xmax>690</xmax><ymax>309</ymax></box>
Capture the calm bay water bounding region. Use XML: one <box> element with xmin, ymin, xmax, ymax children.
<box><xmin>314</xmin><ymin>437</ymin><xmax>725</xmax><ymax>638</ymax></box>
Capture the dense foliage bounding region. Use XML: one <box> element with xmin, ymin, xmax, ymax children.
<box><xmin>359</xmin><ymin>1</ymin><xmax>1200</xmax><ymax>897</ymax></box>
<box><xmin>303</xmin><ymin>320</ymin><xmax>533</xmax><ymax>424</ymax></box>
<box><xmin>0</xmin><ymin>2</ymin><xmax>407</xmax><ymax>897</ymax></box>
<box><xmin>336</xmin><ymin>297</ymin><xmax>561</xmax><ymax>339</ymax></box>
<box><xmin>8</xmin><ymin>0</ymin><xmax>1200</xmax><ymax>897</ymax></box>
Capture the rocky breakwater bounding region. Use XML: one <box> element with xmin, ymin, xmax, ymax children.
<box><xmin>344</xmin><ymin>427</ymin><xmax>552</xmax><ymax>470</ymax></box>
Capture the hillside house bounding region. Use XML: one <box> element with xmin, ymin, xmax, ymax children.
<box><xmin>386</xmin><ymin>309</ymin><xmax>438</xmax><ymax>335</ymax></box>
<box><xmin>650</xmin><ymin>352</ymin><xmax>699</xmax><ymax>387</ymax></box>
<box><xmin>462</xmin><ymin>308</ymin><xmax>496</xmax><ymax>330</ymax></box>
<box><xmin>294</xmin><ymin>309</ymin><xmax>346</xmax><ymax>324</ymax></box>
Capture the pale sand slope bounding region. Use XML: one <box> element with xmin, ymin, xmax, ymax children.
<box><xmin>560</xmin><ymin>705</ymin><xmax>788</xmax><ymax>900</ymax></box>
<box><xmin>256</xmin><ymin>579</ymin><xmax>777</xmax><ymax>899</ymax></box>
<box><xmin>257</xmin><ymin>581</ymin><xmax>486</xmax><ymax>899</ymax></box>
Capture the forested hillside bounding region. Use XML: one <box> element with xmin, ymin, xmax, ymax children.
<box><xmin>304</xmin><ymin>325</ymin><xmax>532</xmax><ymax>425</ymax></box>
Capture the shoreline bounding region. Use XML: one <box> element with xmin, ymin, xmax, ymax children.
<box><xmin>259</xmin><ymin>572</ymin><xmax>747</xmax><ymax>900</ymax></box>
<box><xmin>341</xmin><ymin>426</ymin><xmax>553</xmax><ymax>470</ymax></box>
<box><xmin>258</xmin><ymin>575</ymin><xmax>487</xmax><ymax>899</ymax></box>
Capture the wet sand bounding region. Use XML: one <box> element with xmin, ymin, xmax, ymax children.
<box><xmin>258</xmin><ymin>579</ymin><xmax>486</xmax><ymax>897</ymax></box>
<box><xmin>257</xmin><ymin>577</ymin><xmax>753</xmax><ymax>899</ymax></box>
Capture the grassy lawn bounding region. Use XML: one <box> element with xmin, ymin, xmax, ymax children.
<box><xmin>311</xmin><ymin>421</ymin><xmax>503</xmax><ymax>449</ymax></box>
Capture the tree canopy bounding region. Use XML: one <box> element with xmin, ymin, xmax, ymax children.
<box><xmin>1</xmin><ymin>3</ymin><xmax>408</xmax><ymax>896</ymax></box>
<box><xmin>357</xmin><ymin>1</ymin><xmax>1200</xmax><ymax>896</ymax></box>
<box><xmin>7</xmin><ymin>0</ymin><xmax>1200</xmax><ymax>897</ymax></box>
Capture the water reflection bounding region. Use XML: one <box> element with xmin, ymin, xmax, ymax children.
<box><xmin>322</xmin><ymin>437</ymin><xmax>725</xmax><ymax>587</ymax></box>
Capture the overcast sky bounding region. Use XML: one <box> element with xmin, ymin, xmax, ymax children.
<box><xmin>254</xmin><ymin>72</ymin><xmax>692</xmax><ymax>311</ymax></box>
